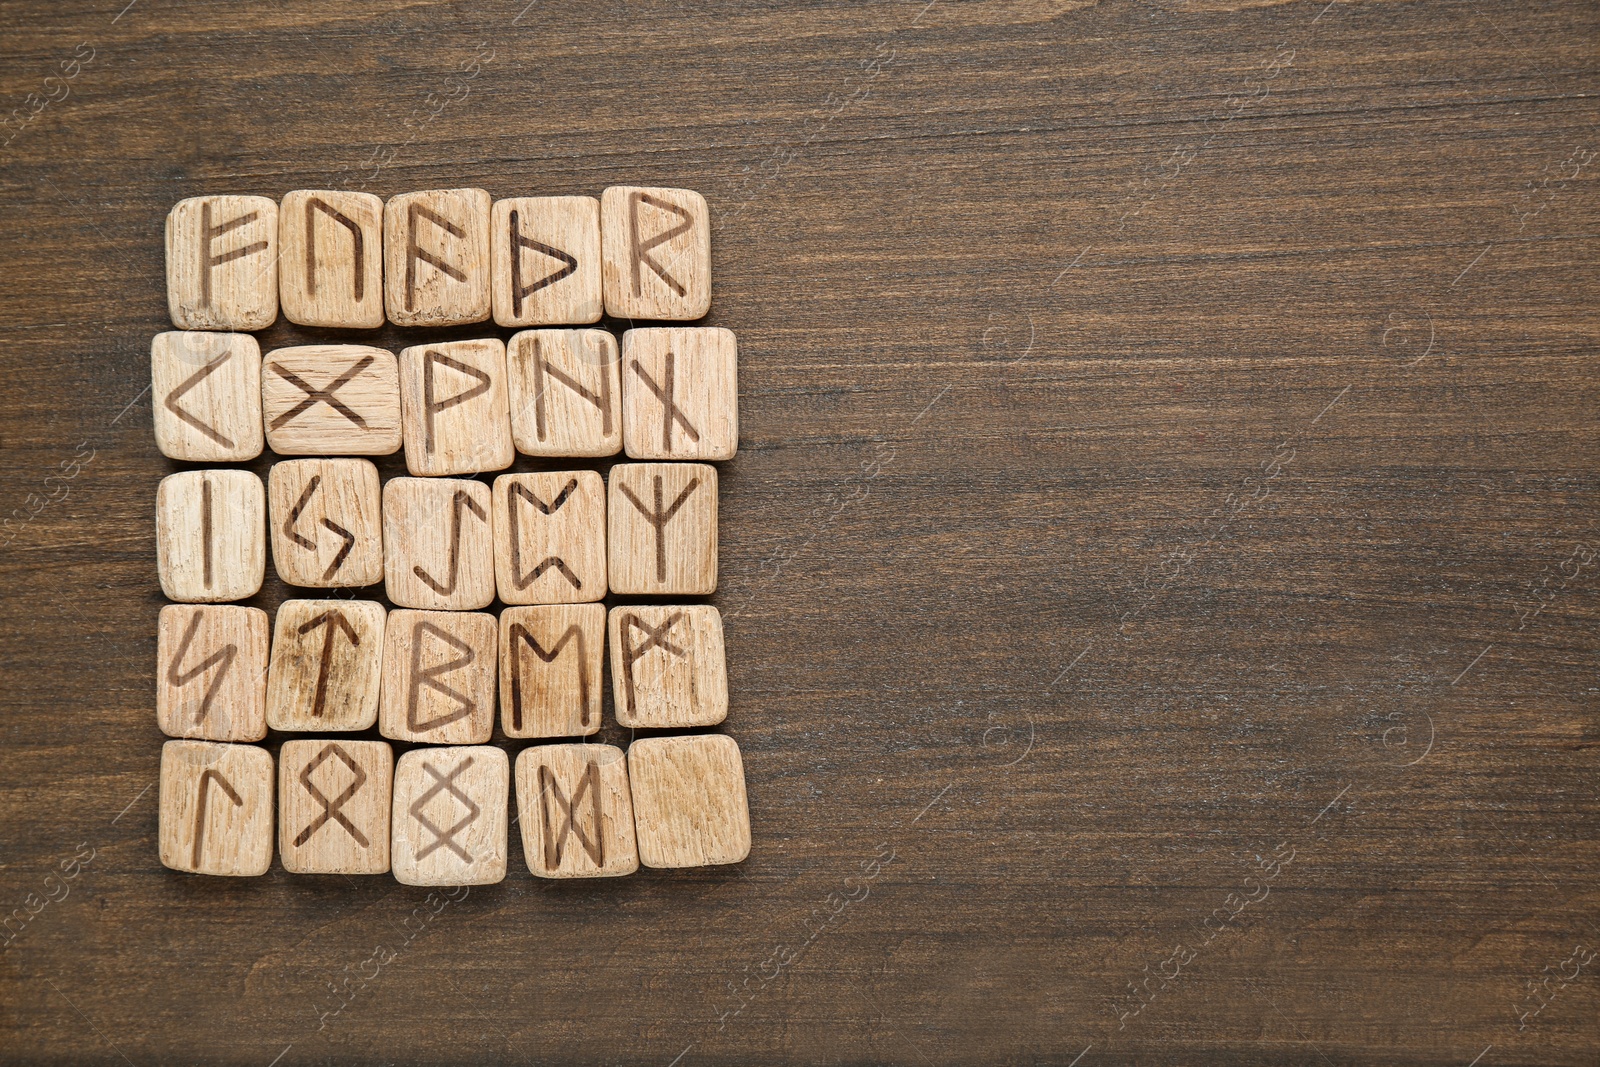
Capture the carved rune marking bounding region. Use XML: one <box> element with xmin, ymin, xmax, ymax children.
<box><xmin>192</xmin><ymin>767</ymin><xmax>243</xmax><ymax>868</ymax></box>
<box><xmin>284</xmin><ymin>475</ymin><xmax>356</xmax><ymax>581</ymax></box>
<box><xmin>269</xmin><ymin>356</ymin><xmax>374</xmax><ymax>429</ymax></box>
<box><xmin>198</xmin><ymin>200</ymin><xmax>267</xmax><ymax>308</ymax></box>
<box><xmin>411</xmin><ymin>757</ymin><xmax>479</xmax><ymax>862</ymax></box>
<box><xmin>627</xmin><ymin>190</ymin><xmax>693</xmax><ymax>298</ymax></box>
<box><xmin>530</xmin><ymin>335</ymin><xmax>613</xmax><ymax>442</ymax></box>
<box><xmin>617</xmin><ymin>474</ymin><xmax>700</xmax><ymax>582</ymax></box>
<box><xmin>421</xmin><ymin>348</ymin><xmax>491</xmax><ymax>453</ymax></box>
<box><xmin>164</xmin><ymin>349</ymin><xmax>236</xmax><ymax>448</ymax></box>
<box><xmin>617</xmin><ymin>611</ymin><xmax>685</xmax><ymax>717</ymax></box>
<box><xmin>294</xmin><ymin>743</ymin><xmax>369</xmax><ymax>847</ymax></box>
<box><xmin>200</xmin><ymin>477</ymin><xmax>215</xmax><ymax>588</ymax></box>
<box><xmin>412</xmin><ymin>489</ymin><xmax>488</xmax><ymax>596</ymax></box>
<box><xmin>168</xmin><ymin>610</ymin><xmax>237</xmax><ymax>725</ymax></box>
<box><xmin>405</xmin><ymin>203</ymin><xmax>468</xmax><ymax>312</ymax></box>
<box><xmin>507</xmin><ymin>623</ymin><xmax>591</xmax><ymax>731</ymax></box>
<box><xmin>508</xmin><ymin>208</ymin><xmax>577</xmax><ymax>316</ymax></box>
<box><xmin>408</xmin><ymin>620</ymin><xmax>476</xmax><ymax>732</ymax></box>
<box><xmin>297</xmin><ymin>610</ymin><xmax>359</xmax><ymax>719</ymax></box>
<box><xmin>630</xmin><ymin>350</ymin><xmax>701</xmax><ymax>452</ymax></box>
<box><xmin>507</xmin><ymin>479</ymin><xmax>581</xmax><ymax>591</ymax></box>
<box><xmin>538</xmin><ymin>761</ymin><xmax>604</xmax><ymax>868</ymax></box>
<box><xmin>305</xmin><ymin>197</ymin><xmax>365</xmax><ymax>300</ymax></box>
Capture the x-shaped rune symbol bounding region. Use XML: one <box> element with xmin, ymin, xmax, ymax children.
<box><xmin>410</xmin><ymin>757</ymin><xmax>479</xmax><ymax>862</ymax></box>
<box><xmin>269</xmin><ymin>355</ymin><xmax>374</xmax><ymax>429</ymax></box>
<box><xmin>294</xmin><ymin>743</ymin><xmax>369</xmax><ymax>847</ymax></box>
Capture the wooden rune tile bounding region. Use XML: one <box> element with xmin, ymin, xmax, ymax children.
<box><xmin>262</xmin><ymin>345</ymin><xmax>402</xmax><ymax>456</ymax></box>
<box><xmin>491</xmin><ymin>195</ymin><xmax>602</xmax><ymax>327</ymax></box>
<box><xmin>628</xmin><ymin>734</ymin><xmax>751</xmax><ymax>869</ymax></box>
<box><xmin>379</xmin><ymin>609</ymin><xmax>496</xmax><ymax>745</ymax></box>
<box><xmin>151</xmin><ymin>331</ymin><xmax>263</xmax><ymax>462</ymax></box>
<box><xmin>391</xmin><ymin>745</ymin><xmax>508</xmax><ymax>886</ymax></box>
<box><xmin>156</xmin><ymin>469</ymin><xmax>265</xmax><ymax>603</ymax></box>
<box><xmin>607</xmin><ymin>462</ymin><xmax>717</xmax><ymax>595</ymax></box>
<box><xmin>600</xmin><ymin>185</ymin><xmax>710</xmax><ymax>321</ymax></box>
<box><xmin>267</xmin><ymin>458</ymin><xmax>383</xmax><ymax>588</ymax></box>
<box><xmin>166</xmin><ymin>195</ymin><xmax>278</xmax><ymax>331</ymax></box>
<box><xmin>156</xmin><ymin>604</ymin><xmax>269</xmax><ymax>742</ymax></box>
<box><xmin>159</xmin><ymin>740</ymin><xmax>274</xmax><ymax>877</ymax></box>
<box><xmin>515</xmin><ymin>744</ymin><xmax>638</xmax><ymax>878</ymax></box>
<box><xmin>607</xmin><ymin>604</ymin><xmax>727</xmax><ymax>729</ymax></box>
<box><xmin>621</xmin><ymin>326</ymin><xmax>738</xmax><ymax>460</ymax></box>
<box><xmin>492</xmin><ymin>470</ymin><xmax>606</xmax><ymax>605</ymax></box>
<box><xmin>279</xmin><ymin>189</ymin><xmax>386</xmax><ymax>329</ymax></box>
<box><xmin>505</xmin><ymin>328</ymin><xmax>622</xmax><ymax>458</ymax></box>
<box><xmin>383</xmin><ymin>188</ymin><xmax>491</xmax><ymax>327</ymax></box>
<box><xmin>265</xmin><ymin>599</ymin><xmax>385</xmax><ymax>732</ymax></box>
<box><xmin>382</xmin><ymin>477</ymin><xmax>495</xmax><ymax>610</ymax></box>
<box><xmin>399</xmin><ymin>338</ymin><xmax>514</xmax><ymax>476</ymax></box>
<box><xmin>499</xmin><ymin>604</ymin><xmax>604</xmax><ymax>739</ymax></box>
<box><xmin>278</xmin><ymin>738</ymin><xmax>392</xmax><ymax>875</ymax></box>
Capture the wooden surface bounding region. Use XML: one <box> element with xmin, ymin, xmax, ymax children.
<box><xmin>1</xmin><ymin>0</ymin><xmax>1597</xmax><ymax>1063</ymax></box>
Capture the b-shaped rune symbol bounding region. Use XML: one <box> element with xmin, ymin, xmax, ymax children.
<box><xmin>294</xmin><ymin>743</ymin><xmax>369</xmax><ymax>847</ymax></box>
<box><xmin>617</xmin><ymin>474</ymin><xmax>700</xmax><ymax>582</ymax></box>
<box><xmin>412</xmin><ymin>489</ymin><xmax>488</xmax><ymax>595</ymax></box>
<box><xmin>507</xmin><ymin>478</ymin><xmax>581</xmax><ymax>591</ymax></box>
<box><xmin>191</xmin><ymin>768</ymin><xmax>243</xmax><ymax>868</ymax></box>
<box><xmin>627</xmin><ymin>190</ymin><xmax>693</xmax><ymax>298</ymax></box>
<box><xmin>284</xmin><ymin>474</ymin><xmax>356</xmax><ymax>581</ymax></box>
<box><xmin>168</xmin><ymin>610</ymin><xmax>237</xmax><ymax>726</ymax></box>
<box><xmin>410</xmin><ymin>757</ymin><xmax>479</xmax><ymax>862</ymax></box>
<box><xmin>269</xmin><ymin>356</ymin><xmax>374</xmax><ymax>429</ymax></box>
<box><xmin>163</xmin><ymin>348</ymin><xmax>236</xmax><ymax>448</ymax></box>
<box><xmin>408</xmin><ymin>620</ymin><xmax>476</xmax><ymax>732</ymax></box>
<box><xmin>630</xmin><ymin>351</ymin><xmax>700</xmax><ymax>452</ymax></box>
<box><xmin>617</xmin><ymin>611</ymin><xmax>686</xmax><ymax>718</ymax></box>
<box><xmin>538</xmin><ymin>761</ymin><xmax>604</xmax><ymax>868</ymax></box>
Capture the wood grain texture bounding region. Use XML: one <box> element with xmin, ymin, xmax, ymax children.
<box><xmin>2</xmin><ymin>0</ymin><xmax>1599</xmax><ymax>1063</ymax></box>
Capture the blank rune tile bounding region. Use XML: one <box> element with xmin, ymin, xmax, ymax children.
<box><xmin>499</xmin><ymin>604</ymin><xmax>605</xmax><ymax>739</ymax></box>
<box><xmin>262</xmin><ymin>345</ymin><xmax>402</xmax><ymax>456</ymax></box>
<box><xmin>607</xmin><ymin>462</ymin><xmax>717</xmax><ymax>595</ymax></box>
<box><xmin>399</xmin><ymin>338</ymin><xmax>514</xmax><ymax>476</ymax></box>
<box><xmin>515</xmin><ymin>743</ymin><xmax>638</xmax><ymax>878</ymax></box>
<box><xmin>266</xmin><ymin>599</ymin><xmax>386</xmax><ymax>732</ymax></box>
<box><xmin>382</xmin><ymin>477</ymin><xmax>495</xmax><ymax>610</ymax></box>
<box><xmin>505</xmin><ymin>328</ymin><xmax>622</xmax><ymax>458</ymax></box>
<box><xmin>492</xmin><ymin>470</ymin><xmax>606</xmax><ymax>604</ymax></box>
<box><xmin>279</xmin><ymin>738</ymin><xmax>392</xmax><ymax>875</ymax></box>
<box><xmin>392</xmin><ymin>745</ymin><xmax>508</xmax><ymax>886</ymax></box>
<box><xmin>279</xmin><ymin>189</ymin><xmax>386</xmax><ymax>329</ymax></box>
<box><xmin>151</xmin><ymin>331</ymin><xmax>263</xmax><ymax>462</ymax></box>
<box><xmin>621</xmin><ymin>326</ymin><xmax>738</xmax><ymax>461</ymax></box>
<box><xmin>159</xmin><ymin>740</ymin><xmax>274</xmax><ymax>877</ymax></box>
<box><xmin>379</xmin><ymin>609</ymin><xmax>496</xmax><ymax>745</ymax></box>
<box><xmin>156</xmin><ymin>604</ymin><xmax>269</xmax><ymax>742</ymax></box>
<box><xmin>628</xmin><ymin>734</ymin><xmax>751</xmax><ymax>869</ymax></box>
<box><xmin>267</xmin><ymin>458</ymin><xmax>383</xmax><ymax>588</ymax></box>
<box><xmin>384</xmin><ymin>188</ymin><xmax>491</xmax><ymax>327</ymax></box>
<box><xmin>166</xmin><ymin>195</ymin><xmax>278</xmax><ymax>331</ymax></box>
<box><xmin>156</xmin><ymin>469</ymin><xmax>265</xmax><ymax>603</ymax></box>
<box><xmin>491</xmin><ymin>195</ymin><xmax>603</xmax><ymax>327</ymax></box>
<box><xmin>607</xmin><ymin>604</ymin><xmax>727</xmax><ymax>729</ymax></box>
<box><xmin>600</xmin><ymin>185</ymin><xmax>711</xmax><ymax>321</ymax></box>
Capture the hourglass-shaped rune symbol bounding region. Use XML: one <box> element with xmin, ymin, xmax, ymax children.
<box><xmin>410</xmin><ymin>756</ymin><xmax>480</xmax><ymax>862</ymax></box>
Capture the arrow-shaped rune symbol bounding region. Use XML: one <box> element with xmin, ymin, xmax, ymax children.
<box><xmin>297</xmin><ymin>610</ymin><xmax>360</xmax><ymax>718</ymax></box>
<box><xmin>413</xmin><ymin>489</ymin><xmax>488</xmax><ymax>596</ymax></box>
<box><xmin>285</xmin><ymin>475</ymin><xmax>357</xmax><ymax>581</ymax></box>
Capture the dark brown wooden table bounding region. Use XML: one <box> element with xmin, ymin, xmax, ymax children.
<box><xmin>2</xmin><ymin>1</ymin><xmax>1596</xmax><ymax>1063</ymax></box>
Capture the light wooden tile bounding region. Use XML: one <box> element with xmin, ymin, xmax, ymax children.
<box><xmin>265</xmin><ymin>599</ymin><xmax>385</xmax><ymax>732</ymax></box>
<box><xmin>267</xmin><ymin>459</ymin><xmax>383</xmax><ymax>588</ymax></box>
<box><xmin>491</xmin><ymin>196</ymin><xmax>602</xmax><ymax>327</ymax></box>
<box><xmin>156</xmin><ymin>604</ymin><xmax>269</xmax><ymax>741</ymax></box>
<box><xmin>515</xmin><ymin>744</ymin><xmax>637</xmax><ymax>878</ymax></box>
<box><xmin>621</xmin><ymin>327</ymin><xmax>738</xmax><ymax>460</ymax></box>
<box><xmin>165</xmin><ymin>195</ymin><xmax>279</xmax><ymax>331</ymax></box>
<box><xmin>156</xmin><ymin>469</ymin><xmax>265</xmax><ymax>603</ymax></box>
<box><xmin>151</xmin><ymin>331</ymin><xmax>263</xmax><ymax>462</ymax></box>
<box><xmin>399</xmin><ymin>338</ymin><xmax>514</xmax><ymax>476</ymax></box>
<box><xmin>279</xmin><ymin>189</ymin><xmax>385</xmax><ymax>329</ymax></box>
<box><xmin>279</xmin><ymin>739</ymin><xmax>392</xmax><ymax>875</ymax></box>
<box><xmin>262</xmin><ymin>345</ymin><xmax>401</xmax><ymax>456</ymax></box>
<box><xmin>600</xmin><ymin>186</ymin><xmax>710</xmax><ymax>321</ymax></box>
<box><xmin>607</xmin><ymin>462</ymin><xmax>717</xmax><ymax>595</ymax></box>
<box><xmin>492</xmin><ymin>470</ymin><xmax>606</xmax><ymax>604</ymax></box>
<box><xmin>607</xmin><ymin>604</ymin><xmax>727</xmax><ymax>729</ymax></box>
<box><xmin>379</xmin><ymin>609</ymin><xmax>496</xmax><ymax>744</ymax></box>
<box><xmin>392</xmin><ymin>745</ymin><xmax>508</xmax><ymax>886</ymax></box>
<box><xmin>628</xmin><ymin>735</ymin><xmax>750</xmax><ymax>869</ymax></box>
<box><xmin>381</xmin><ymin>477</ymin><xmax>495</xmax><ymax>610</ymax></box>
<box><xmin>383</xmin><ymin>188</ymin><xmax>491</xmax><ymax>326</ymax></box>
<box><xmin>506</xmin><ymin>329</ymin><xmax>622</xmax><ymax>458</ymax></box>
<box><xmin>159</xmin><ymin>740</ymin><xmax>274</xmax><ymax>876</ymax></box>
<box><xmin>499</xmin><ymin>604</ymin><xmax>605</xmax><ymax>739</ymax></box>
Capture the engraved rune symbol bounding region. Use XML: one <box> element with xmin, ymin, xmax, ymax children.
<box><xmin>297</xmin><ymin>610</ymin><xmax>359</xmax><ymax>719</ymax></box>
<box><xmin>507</xmin><ymin>479</ymin><xmax>581</xmax><ymax>591</ymax></box>
<box><xmin>269</xmin><ymin>355</ymin><xmax>374</xmax><ymax>429</ymax></box>
<box><xmin>192</xmin><ymin>768</ymin><xmax>243</xmax><ymax>868</ymax></box>
<box><xmin>201</xmin><ymin>477</ymin><xmax>215</xmax><ymax>588</ymax></box>
<box><xmin>538</xmin><ymin>761</ymin><xmax>604</xmax><ymax>868</ymax></box>
<box><xmin>627</xmin><ymin>190</ymin><xmax>693</xmax><ymax>298</ymax></box>
<box><xmin>405</xmin><ymin>203</ymin><xmax>469</xmax><ymax>312</ymax></box>
<box><xmin>305</xmin><ymin>197</ymin><xmax>365</xmax><ymax>300</ymax></box>
<box><xmin>411</xmin><ymin>757</ymin><xmax>479</xmax><ymax>862</ymax></box>
<box><xmin>164</xmin><ymin>348</ymin><xmax>236</xmax><ymax>448</ymax></box>
<box><xmin>630</xmin><ymin>351</ymin><xmax>701</xmax><ymax>452</ymax></box>
<box><xmin>617</xmin><ymin>474</ymin><xmax>700</xmax><ymax>582</ymax></box>
<box><xmin>198</xmin><ymin>200</ymin><xmax>267</xmax><ymax>308</ymax></box>
<box><xmin>284</xmin><ymin>475</ymin><xmax>356</xmax><ymax>581</ymax></box>
<box><xmin>168</xmin><ymin>610</ymin><xmax>237</xmax><ymax>725</ymax></box>
<box><xmin>407</xmin><ymin>620</ymin><xmax>476</xmax><ymax>732</ymax></box>
<box><xmin>529</xmin><ymin>335</ymin><xmax>613</xmax><ymax>442</ymax></box>
<box><xmin>421</xmin><ymin>348</ymin><xmax>491</xmax><ymax>453</ymax></box>
<box><xmin>294</xmin><ymin>743</ymin><xmax>369</xmax><ymax>847</ymax></box>
<box><xmin>617</xmin><ymin>611</ymin><xmax>685</xmax><ymax>717</ymax></box>
<box><xmin>412</xmin><ymin>489</ymin><xmax>488</xmax><ymax>596</ymax></box>
<box><xmin>508</xmin><ymin>208</ymin><xmax>577</xmax><ymax>316</ymax></box>
<box><xmin>507</xmin><ymin>623</ymin><xmax>591</xmax><ymax>731</ymax></box>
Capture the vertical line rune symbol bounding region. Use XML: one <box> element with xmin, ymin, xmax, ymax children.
<box><xmin>617</xmin><ymin>474</ymin><xmax>699</xmax><ymax>581</ymax></box>
<box><xmin>508</xmin><ymin>623</ymin><xmax>591</xmax><ymax>730</ymax></box>
<box><xmin>538</xmin><ymin>761</ymin><xmax>604</xmax><ymax>868</ymax></box>
<box><xmin>200</xmin><ymin>477</ymin><xmax>214</xmax><ymax>589</ymax></box>
<box><xmin>168</xmin><ymin>610</ymin><xmax>238</xmax><ymax>725</ymax></box>
<box><xmin>191</xmin><ymin>767</ymin><xmax>243</xmax><ymax>868</ymax></box>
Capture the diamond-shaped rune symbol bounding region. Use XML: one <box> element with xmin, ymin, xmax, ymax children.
<box><xmin>410</xmin><ymin>757</ymin><xmax>479</xmax><ymax>862</ymax></box>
